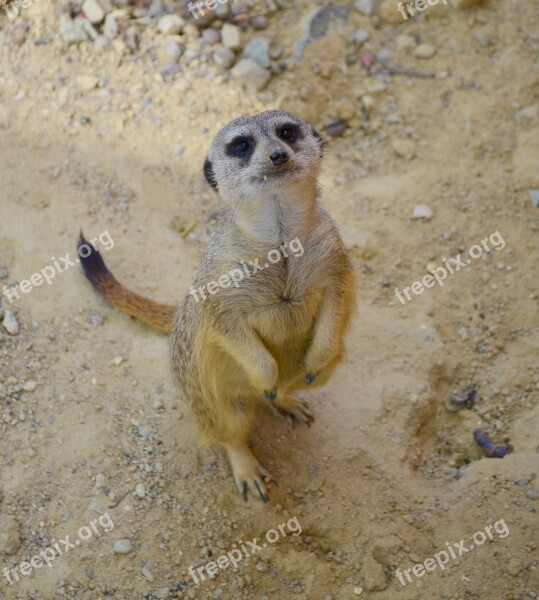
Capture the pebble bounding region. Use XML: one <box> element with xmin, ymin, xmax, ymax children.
<box><xmin>508</xmin><ymin>558</ymin><xmax>524</xmax><ymax>576</ymax></box>
<box><xmin>82</xmin><ymin>0</ymin><xmax>105</xmax><ymax>24</ymax></box>
<box><xmin>157</xmin><ymin>15</ymin><xmax>185</xmax><ymax>35</ymax></box>
<box><xmin>221</xmin><ymin>23</ymin><xmax>242</xmax><ymax>50</ymax></box>
<box><xmin>396</xmin><ymin>34</ymin><xmax>416</xmax><ymax>51</ymax></box>
<box><xmin>112</xmin><ymin>356</ymin><xmax>124</xmax><ymax>366</ymax></box>
<box><xmin>355</xmin><ymin>0</ymin><xmax>374</xmax><ymax>15</ymax></box>
<box><xmin>165</xmin><ymin>39</ymin><xmax>183</xmax><ymax>59</ymax></box>
<box><xmin>391</xmin><ymin>138</ymin><xmax>416</xmax><ymax>159</ymax></box>
<box><xmin>2</xmin><ymin>311</ymin><xmax>20</xmax><ymax>336</ymax></box>
<box><xmin>350</xmin><ymin>28</ymin><xmax>370</xmax><ymax>46</ymax></box>
<box><xmin>528</xmin><ymin>189</ymin><xmax>539</xmax><ymax>208</ymax></box>
<box><xmin>251</xmin><ymin>15</ymin><xmax>268</xmax><ymax>30</ymax></box>
<box><xmin>309</xmin><ymin>6</ymin><xmax>350</xmax><ymax>40</ymax></box>
<box><xmin>153</xmin><ymin>589</ymin><xmax>170</xmax><ymax>599</ymax></box>
<box><xmin>0</xmin><ymin>267</ymin><xmax>8</xmax><ymax>279</ymax></box>
<box><xmin>142</xmin><ymin>566</ymin><xmax>155</xmax><ymax>582</ymax></box>
<box><xmin>201</xmin><ymin>28</ymin><xmax>220</xmax><ymax>45</ymax></box>
<box><xmin>243</xmin><ymin>37</ymin><xmax>271</xmax><ymax>68</ymax></box>
<box><xmin>256</xmin><ymin>561</ymin><xmax>269</xmax><ymax>572</ymax></box>
<box><xmin>515</xmin><ymin>106</ymin><xmax>537</xmax><ymax>121</ymax></box>
<box><xmin>232</xmin><ymin>59</ymin><xmax>271</xmax><ymax>92</ymax></box>
<box><xmin>59</xmin><ymin>15</ymin><xmax>88</xmax><ymax>45</ymax></box>
<box><xmin>412</xmin><ymin>204</ymin><xmax>433</xmax><ymax>220</ymax></box>
<box><xmin>135</xmin><ymin>483</ymin><xmax>146</xmax><ymax>498</ymax></box>
<box><xmin>326</xmin><ymin>118</ymin><xmax>347</xmax><ymax>137</ymax></box>
<box><xmin>0</xmin><ymin>515</ymin><xmax>21</xmax><ymax>555</ymax></box>
<box><xmin>413</xmin><ymin>44</ymin><xmax>436</xmax><ymax>58</ymax></box>
<box><xmin>113</xmin><ymin>539</ymin><xmax>132</xmax><ymax>554</ymax></box>
<box><xmin>23</xmin><ymin>380</ymin><xmax>37</xmax><ymax>392</ymax></box>
<box><xmin>354</xmin><ymin>588</ymin><xmax>363</xmax><ymax>596</ymax></box>
<box><xmin>77</xmin><ymin>75</ymin><xmax>99</xmax><ymax>91</ymax></box>
<box><xmin>526</xmin><ymin>489</ymin><xmax>539</xmax><ymax>500</ymax></box>
<box><xmin>214</xmin><ymin>48</ymin><xmax>236</xmax><ymax>69</ymax></box>
<box><xmin>88</xmin><ymin>498</ymin><xmax>107</xmax><ymax>515</ymax></box>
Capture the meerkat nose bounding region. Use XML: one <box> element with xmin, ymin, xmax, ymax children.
<box><xmin>270</xmin><ymin>148</ymin><xmax>289</xmax><ymax>166</ymax></box>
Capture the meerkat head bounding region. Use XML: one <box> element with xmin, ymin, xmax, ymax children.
<box><xmin>203</xmin><ymin>110</ymin><xmax>324</xmax><ymax>200</ymax></box>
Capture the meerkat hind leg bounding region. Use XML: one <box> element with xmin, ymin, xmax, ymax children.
<box><xmin>273</xmin><ymin>393</ymin><xmax>315</xmax><ymax>429</ymax></box>
<box><xmin>224</xmin><ymin>442</ymin><xmax>276</xmax><ymax>503</ymax></box>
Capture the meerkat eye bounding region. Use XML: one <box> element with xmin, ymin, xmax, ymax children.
<box><xmin>227</xmin><ymin>136</ymin><xmax>254</xmax><ymax>158</ymax></box>
<box><xmin>279</xmin><ymin>125</ymin><xmax>300</xmax><ymax>143</ymax></box>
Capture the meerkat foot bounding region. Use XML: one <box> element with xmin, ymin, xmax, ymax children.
<box><xmin>273</xmin><ymin>394</ymin><xmax>315</xmax><ymax>429</ymax></box>
<box><xmin>224</xmin><ymin>442</ymin><xmax>276</xmax><ymax>502</ymax></box>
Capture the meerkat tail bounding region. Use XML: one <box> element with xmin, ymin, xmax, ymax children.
<box><xmin>77</xmin><ymin>231</ymin><xmax>175</xmax><ymax>334</ymax></box>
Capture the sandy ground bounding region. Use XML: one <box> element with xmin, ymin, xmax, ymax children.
<box><xmin>1</xmin><ymin>0</ymin><xmax>538</xmax><ymax>599</ymax></box>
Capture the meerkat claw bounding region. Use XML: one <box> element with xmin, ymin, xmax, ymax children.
<box><xmin>274</xmin><ymin>395</ymin><xmax>315</xmax><ymax>429</ymax></box>
<box><xmin>263</xmin><ymin>388</ymin><xmax>278</xmax><ymax>402</ymax></box>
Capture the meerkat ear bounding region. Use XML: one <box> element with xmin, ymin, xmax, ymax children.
<box><xmin>203</xmin><ymin>157</ymin><xmax>218</xmax><ymax>192</ymax></box>
<box><xmin>311</xmin><ymin>127</ymin><xmax>324</xmax><ymax>156</ymax></box>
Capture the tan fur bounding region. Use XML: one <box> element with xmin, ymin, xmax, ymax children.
<box><xmin>80</xmin><ymin>111</ymin><xmax>355</xmax><ymax>502</ymax></box>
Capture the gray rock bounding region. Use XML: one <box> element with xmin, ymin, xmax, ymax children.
<box><xmin>355</xmin><ymin>0</ymin><xmax>374</xmax><ymax>15</ymax></box>
<box><xmin>243</xmin><ymin>37</ymin><xmax>271</xmax><ymax>68</ymax></box>
<box><xmin>232</xmin><ymin>59</ymin><xmax>271</xmax><ymax>91</ymax></box>
<box><xmin>82</xmin><ymin>0</ymin><xmax>105</xmax><ymax>24</ymax></box>
<box><xmin>412</xmin><ymin>204</ymin><xmax>433</xmax><ymax>220</ymax></box>
<box><xmin>153</xmin><ymin>589</ymin><xmax>170</xmax><ymax>599</ymax></box>
<box><xmin>213</xmin><ymin>47</ymin><xmax>236</xmax><ymax>69</ymax></box>
<box><xmin>528</xmin><ymin>189</ymin><xmax>539</xmax><ymax>208</ymax></box>
<box><xmin>2</xmin><ymin>311</ymin><xmax>19</xmax><ymax>336</ymax></box>
<box><xmin>214</xmin><ymin>3</ymin><xmax>229</xmax><ymax>19</ymax></box>
<box><xmin>221</xmin><ymin>23</ymin><xmax>242</xmax><ymax>50</ymax></box>
<box><xmin>59</xmin><ymin>15</ymin><xmax>89</xmax><ymax>45</ymax></box>
<box><xmin>350</xmin><ymin>28</ymin><xmax>370</xmax><ymax>46</ymax></box>
<box><xmin>202</xmin><ymin>28</ymin><xmax>220</xmax><ymax>45</ymax></box>
<box><xmin>413</xmin><ymin>43</ymin><xmax>436</xmax><ymax>58</ymax></box>
<box><xmin>0</xmin><ymin>515</ymin><xmax>21</xmax><ymax>556</ymax></box>
<box><xmin>325</xmin><ymin>118</ymin><xmax>347</xmax><ymax>137</ymax></box>
<box><xmin>251</xmin><ymin>15</ymin><xmax>268</xmax><ymax>30</ymax></box>
<box><xmin>0</xmin><ymin>267</ymin><xmax>8</xmax><ymax>279</ymax></box>
<box><xmin>309</xmin><ymin>6</ymin><xmax>350</xmax><ymax>40</ymax></box>
<box><xmin>165</xmin><ymin>39</ymin><xmax>183</xmax><ymax>59</ymax></box>
<box><xmin>113</xmin><ymin>539</ymin><xmax>132</xmax><ymax>554</ymax></box>
<box><xmin>158</xmin><ymin>14</ymin><xmax>185</xmax><ymax>35</ymax></box>
<box><xmin>526</xmin><ymin>489</ymin><xmax>539</xmax><ymax>500</ymax></box>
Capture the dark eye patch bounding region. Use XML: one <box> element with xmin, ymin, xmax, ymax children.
<box><xmin>278</xmin><ymin>123</ymin><xmax>302</xmax><ymax>144</ymax></box>
<box><xmin>226</xmin><ymin>135</ymin><xmax>255</xmax><ymax>159</ymax></box>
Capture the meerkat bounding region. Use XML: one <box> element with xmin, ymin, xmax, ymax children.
<box><xmin>79</xmin><ymin>109</ymin><xmax>355</xmax><ymax>502</ymax></box>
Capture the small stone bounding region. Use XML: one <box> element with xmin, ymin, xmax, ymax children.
<box><xmin>214</xmin><ymin>48</ymin><xmax>236</xmax><ymax>69</ymax></box>
<box><xmin>59</xmin><ymin>15</ymin><xmax>88</xmax><ymax>45</ymax></box>
<box><xmin>412</xmin><ymin>204</ymin><xmax>433</xmax><ymax>220</ymax></box>
<box><xmin>355</xmin><ymin>0</ymin><xmax>374</xmax><ymax>15</ymax></box>
<box><xmin>326</xmin><ymin>118</ymin><xmax>347</xmax><ymax>137</ymax></box>
<box><xmin>413</xmin><ymin>44</ymin><xmax>436</xmax><ymax>58</ymax></box>
<box><xmin>232</xmin><ymin>59</ymin><xmax>271</xmax><ymax>92</ymax></box>
<box><xmin>214</xmin><ymin>3</ymin><xmax>229</xmax><ymax>19</ymax></box>
<box><xmin>251</xmin><ymin>15</ymin><xmax>268</xmax><ymax>30</ymax></box>
<box><xmin>142</xmin><ymin>566</ymin><xmax>155</xmax><ymax>582</ymax></box>
<box><xmin>403</xmin><ymin>514</ymin><xmax>415</xmax><ymax>524</ymax></box>
<box><xmin>0</xmin><ymin>267</ymin><xmax>8</xmax><ymax>279</ymax></box>
<box><xmin>221</xmin><ymin>23</ymin><xmax>242</xmax><ymax>50</ymax></box>
<box><xmin>515</xmin><ymin>106</ymin><xmax>537</xmax><ymax>121</ymax></box>
<box><xmin>95</xmin><ymin>474</ymin><xmax>106</xmax><ymax>489</ymax></box>
<box><xmin>158</xmin><ymin>14</ymin><xmax>185</xmax><ymax>35</ymax></box>
<box><xmin>528</xmin><ymin>189</ymin><xmax>539</xmax><ymax>208</ymax></box>
<box><xmin>508</xmin><ymin>558</ymin><xmax>524</xmax><ymax>576</ymax></box>
<box><xmin>243</xmin><ymin>37</ymin><xmax>271</xmax><ymax>68</ymax></box>
<box><xmin>153</xmin><ymin>589</ymin><xmax>170</xmax><ymax>599</ymax></box>
<box><xmin>309</xmin><ymin>6</ymin><xmax>350</xmax><ymax>40</ymax></box>
<box><xmin>88</xmin><ymin>312</ymin><xmax>104</xmax><ymax>325</ymax></box>
<box><xmin>396</xmin><ymin>34</ymin><xmax>416</xmax><ymax>51</ymax></box>
<box><xmin>23</xmin><ymin>381</ymin><xmax>37</xmax><ymax>392</ymax></box>
<box><xmin>201</xmin><ymin>28</ymin><xmax>220</xmax><ymax>45</ymax></box>
<box><xmin>76</xmin><ymin>75</ymin><xmax>99</xmax><ymax>91</ymax></box>
<box><xmin>0</xmin><ymin>515</ymin><xmax>21</xmax><ymax>556</ymax></box>
<box><xmin>379</xmin><ymin>0</ymin><xmax>404</xmax><ymax>23</ymax></box>
<box><xmin>82</xmin><ymin>0</ymin><xmax>105</xmax><ymax>24</ymax></box>
<box><xmin>88</xmin><ymin>498</ymin><xmax>107</xmax><ymax>515</ymax></box>
<box><xmin>112</xmin><ymin>356</ymin><xmax>124</xmax><ymax>366</ymax></box>
<box><xmin>256</xmin><ymin>561</ymin><xmax>269</xmax><ymax>572</ymax></box>
<box><xmin>392</xmin><ymin>138</ymin><xmax>416</xmax><ymax>159</ymax></box>
<box><xmin>2</xmin><ymin>311</ymin><xmax>20</xmax><ymax>336</ymax></box>
<box><xmin>350</xmin><ymin>28</ymin><xmax>369</xmax><ymax>46</ymax></box>
<box><xmin>113</xmin><ymin>539</ymin><xmax>132</xmax><ymax>554</ymax></box>
<box><xmin>165</xmin><ymin>39</ymin><xmax>183</xmax><ymax>59</ymax></box>
<box><xmin>354</xmin><ymin>588</ymin><xmax>363</xmax><ymax>596</ymax></box>
<box><xmin>135</xmin><ymin>483</ymin><xmax>146</xmax><ymax>498</ymax></box>
<box><xmin>526</xmin><ymin>489</ymin><xmax>539</xmax><ymax>500</ymax></box>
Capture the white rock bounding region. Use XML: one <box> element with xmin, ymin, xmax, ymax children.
<box><xmin>135</xmin><ymin>483</ymin><xmax>146</xmax><ymax>498</ymax></box>
<box><xmin>76</xmin><ymin>75</ymin><xmax>99</xmax><ymax>90</ymax></box>
<box><xmin>214</xmin><ymin>48</ymin><xmax>236</xmax><ymax>69</ymax></box>
<box><xmin>82</xmin><ymin>0</ymin><xmax>105</xmax><ymax>24</ymax></box>
<box><xmin>158</xmin><ymin>14</ymin><xmax>185</xmax><ymax>35</ymax></box>
<box><xmin>221</xmin><ymin>23</ymin><xmax>242</xmax><ymax>50</ymax></box>
<box><xmin>23</xmin><ymin>380</ymin><xmax>37</xmax><ymax>392</ymax></box>
<box><xmin>528</xmin><ymin>189</ymin><xmax>539</xmax><ymax>208</ymax></box>
<box><xmin>113</xmin><ymin>539</ymin><xmax>132</xmax><ymax>554</ymax></box>
<box><xmin>232</xmin><ymin>59</ymin><xmax>271</xmax><ymax>92</ymax></box>
<box><xmin>112</xmin><ymin>356</ymin><xmax>124</xmax><ymax>366</ymax></box>
<box><xmin>412</xmin><ymin>204</ymin><xmax>433</xmax><ymax>220</ymax></box>
<box><xmin>355</xmin><ymin>0</ymin><xmax>374</xmax><ymax>15</ymax></box>
<box><xmin>413</xmin><ymin>43</ymin><xmax>436</xmax><ymax>58</ymax></box>
<box><xmin>2</xmin><ymin>311</ymin><xmax>19</xmax><ymax>335</ymax></box>
<box><xmin>59</xmin><ymin>14</ymin><xmax>88</xmax><ymax>45</ymax></box>
<box><xmin>391</xmin><ymin>138</ymin><xmax>416</xmax><ymax>159</ymax></box>
<box><xmin>395</xmin><ymin>34</ymin><xmax>416</xmax><ymax>51</ymax></box>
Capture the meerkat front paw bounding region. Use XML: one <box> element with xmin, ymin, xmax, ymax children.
<box><xmin>225</xmin><ymin>442</ymin><xmax>277</xmax><ymax>503</ymax></box>
<box><xmin>273</xmin><ymin>394</ymin><xmax>315</xmax><ymax>429</ymax></box>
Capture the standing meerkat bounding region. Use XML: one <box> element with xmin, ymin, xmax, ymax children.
<box><xmin>79</xmin><ymin>110</ymin><xmax>355</xmax><ymax>502</ymax></box>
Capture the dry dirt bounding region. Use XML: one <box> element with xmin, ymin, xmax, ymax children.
<box><xmin>0</xmin><ymin>0</ymin><xmax>538</xmax><ymax>599</ymax></box>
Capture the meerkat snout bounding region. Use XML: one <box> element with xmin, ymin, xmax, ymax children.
<box><xmin>269</xmin><ymin>148</ymin><xmax>289</xmax><ymax>166</ymax></box>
